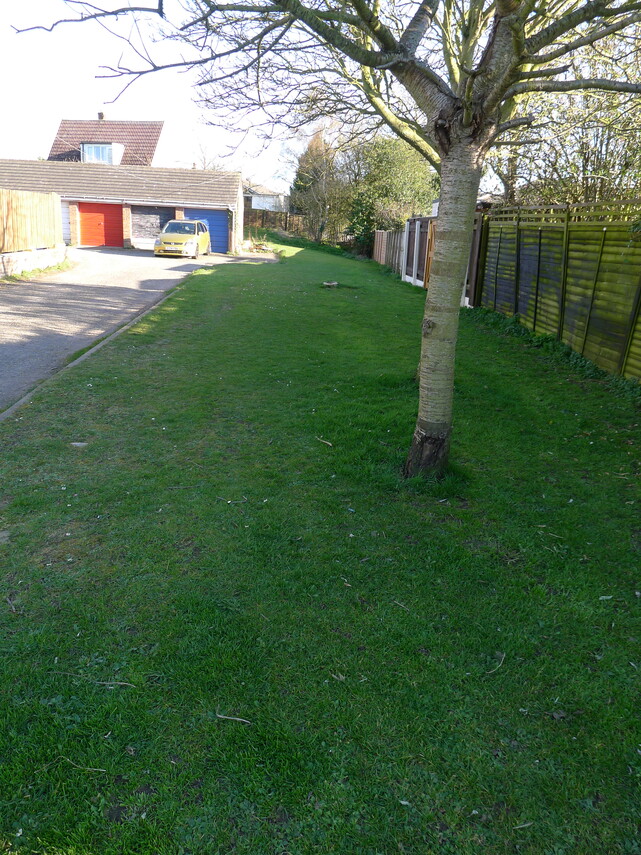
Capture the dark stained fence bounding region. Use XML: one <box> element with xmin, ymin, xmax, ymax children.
<box><xmin>245</xmin><ymin>209</ymin><xmax>305</xmax><ymax>234</ymax></box>
<box><xmin>478</xmin><ymin>202</ymin><xmax>641</xmax><ymax>381</ymax></box>
<box><xmin>403</xmin><ymin>214</ymin><xmax>483</xmax><ymax>302</ymax></box>
<box><xmin>404</xmin><ymin>217</ymin><xmax>436</xmax><ymax>286</ymax></box>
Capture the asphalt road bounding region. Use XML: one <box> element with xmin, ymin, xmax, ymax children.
<box><xmin>0</xmin><ymin>246</ymin><xmax>273</xmax><ymax>414</ymax></box>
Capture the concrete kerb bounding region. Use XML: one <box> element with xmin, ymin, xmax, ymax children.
<box><xmin>0</xmin><ymin>281</ymin><xmax>185</xmax><ymax>424</ymax></box>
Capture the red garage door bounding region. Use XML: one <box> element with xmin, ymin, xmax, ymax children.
<box><xmin>79</xmin><ymin>203</ymin><xmax>123</xmax><ymax>247</ymax></box>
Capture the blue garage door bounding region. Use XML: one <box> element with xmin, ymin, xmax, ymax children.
<box><xmin>184</xmin><ymin>209</ymin><xmax>229</xmax><ymax>253</ymax></box>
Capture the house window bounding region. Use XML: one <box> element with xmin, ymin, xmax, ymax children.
<box><xmin>81</xmin><ymin>143</ymin><xmax>113</xmax><ymax>164</ymax></box>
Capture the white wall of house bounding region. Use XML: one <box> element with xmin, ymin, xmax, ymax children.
<box><xmin>250</xmin><ymin>194</ymin><xmax>288</xmax><ymax>212</ymax></box>
<box><xmin>61</xmin><ymin>201</ymin><xmax>71</xmax><ymax>244</ymax></box>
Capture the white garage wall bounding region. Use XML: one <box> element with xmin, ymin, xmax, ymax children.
<box><xmin>61</xmin><ymin>200</ymin><xmax>70</xmax><ymax>244</ymax></box>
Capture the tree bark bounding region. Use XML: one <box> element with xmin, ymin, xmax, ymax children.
<box><xmin>404</xmin><ymin>141</ymin><xmax>483</xmax><ymax>477</ymax></box>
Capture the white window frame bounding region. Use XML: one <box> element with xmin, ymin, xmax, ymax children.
<box><xmin>81</xmin><ymin>143</ymin><xmax>113</xmax><ymax>164</ymax></box>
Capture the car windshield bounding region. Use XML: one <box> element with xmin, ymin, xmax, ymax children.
<box><xmin>163</xmin><ymin>222</ymin><xmax>196</xmax><ymax>235</ymax></box>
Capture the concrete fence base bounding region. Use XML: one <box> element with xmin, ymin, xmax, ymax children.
<box><xmin>0</xmin><ymin>244</ymin><xmax>67</xmax><ymax>277</ymax></box>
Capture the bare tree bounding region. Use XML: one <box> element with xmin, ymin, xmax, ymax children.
<box><xmin>25</xmin><ymin>0</ymin><xmax>641</xmax><ymax>475</ymax></box>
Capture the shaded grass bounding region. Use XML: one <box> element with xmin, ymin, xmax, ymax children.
<box><xmin>0</xmin><ymin>242</ymin><xmax>639</xmax><ymax>854</ymax></box>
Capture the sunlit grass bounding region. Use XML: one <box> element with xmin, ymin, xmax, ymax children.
<box><xmin>0</xmin><ymin>242</ymin><xmax>639</xmax><ymax>854</ymax></box>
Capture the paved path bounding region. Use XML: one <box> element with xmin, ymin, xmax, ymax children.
<box><xmin>0</xmin><ymin>246</ymin><xmax>273</xmax><ymax>413</ymax></box>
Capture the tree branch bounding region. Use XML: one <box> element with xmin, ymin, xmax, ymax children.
<box><xmin>399</xmin><ymin>0</ymin><xmax>440</xmax><ymax>54</ymax></box>
<box><xmin>505</xmin><ymin>78</ymin><xmax>641</xmax><ymax>98</ymax></box>
<box><xmin>348</xmin><ymin>0</ymin><xmax>398</xmax><ymax>51</ymax></box>
<box><xmin>13</xmin><ymin>1</ymin><xmax>164</xmax><ymax>32</ymax></box>
<box><xmin>360</xmin><ymin>66</ymin><xmax>441</xmax><ymax>170</ymax></box>
<box><xmin>527</xmin><ymin>12</ymin><xmax>641</xmax><ymax>64</ymax></box>
<box><xmin>525</xmin><ymin>1</ymin><xmax>641</xmax><ymax>56</ymax></box>
<box><xmin>518</xmin><ymin>65</ymin><xmax>570</xmax><ymax>80</ymax></box>
<box><xmin>269</xmin><ymin>0</ymin><xmax>395</xmax><ymax>68</ymax></box>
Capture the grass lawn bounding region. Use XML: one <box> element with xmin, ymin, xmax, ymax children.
<box><xmin>0</xmin><ymin>241</ymin><xmax>639</xmax><ymax>854</ymax></box>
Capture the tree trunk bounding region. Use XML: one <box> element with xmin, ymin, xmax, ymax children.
<box><xmin>404</xmin><ymin>142</ymin><xmax>483</xmax><ymax>477</ymax></box>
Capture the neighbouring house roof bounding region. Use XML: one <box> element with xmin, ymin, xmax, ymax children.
<box><xmin>0</xmin><ymin>160</ymin><xmax>243</xmax><ymax>210</ymax></box>
<box><xmin>243</xmin><ymin>180</ymin><xmax>283</xmax><ymax>197</ymax></box>
<box><xmin>48</xmin><ymin>119</ymin><xmax>164</xmax><ymax>166</ymax></box>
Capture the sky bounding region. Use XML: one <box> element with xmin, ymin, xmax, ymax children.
<box><xmin>0</xmin><ymin>1</ymin><xmax>297</xmax><ymax>191</ymax></box>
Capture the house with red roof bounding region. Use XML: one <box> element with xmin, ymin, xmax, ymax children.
<box><xmin>0</xmin><ymin>116</ymin><xmax>244</xmax><ymax>253</ymax></box>
<box><xmin>47</xmin><ymin>114</ymin><xmax>164</xmax><ymax>167</ymax></box>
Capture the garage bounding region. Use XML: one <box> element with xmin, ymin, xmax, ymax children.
<box><xmin>184</xmin><ymin>208</ymin><xmax>229</xmax><ymax>253</ymax></box>
<box><xmin>79</xmin><ymin>202</ymin><xmax>123</xmax><ymax>247</ymax></box>
<box><xmin>0</xmin><ymin>161</ymin><xmax>244</xmax><ymax>253</ymax></box>
<box><xmin>132</xmin><ymin>205</ymin><xmax>175</xmax><ymax>241</ymax></box>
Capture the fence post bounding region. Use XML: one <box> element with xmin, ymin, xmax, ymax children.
<box><xmin>557</xmin><ymin>206</ymin><xmax>571</xmax><ymax>340</ymax></box>
<box><xmin>401</xmin><ymin>220</ymin><xmax>410</xmax><ymax>280</ymax></box>
<box><xmin>413</xmin><ymin>219</ymin><xmax>421</xmax><ymax>284</ymax></box>
<box><xmin>580</xmin><ymin>227</ymin><xmax>607</xmax><ymax>356</ymax></box>
<box><xmin>472</xmin><ymin>214</ymin><xmax>490</xmax><ymax>307</ymax></box>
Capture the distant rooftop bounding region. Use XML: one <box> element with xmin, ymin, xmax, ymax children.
<box><xmin>243</xmin><ymin>180</ymin><xmax>283</xmax><ymax>196</ymax></box>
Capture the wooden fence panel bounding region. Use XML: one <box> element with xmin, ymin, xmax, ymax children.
<box><xmin>561</xmin><ymin>227</ymin><xmax>605</xmax><ymax>354</ymax></box>
<box><xmin>478</xmin><ymin>201</ymin><xmax>641</xmax><ymax>381</ymax></box>
<box><xmin>373</xmin><ymin>230</ymin><xmax>387</xmax><ymax>265</ymax></box>
<box><xmin>582</xmin><ymin>230</ymin><xmax>641</xmax><ymax>375</ymax></box>
<box><xmin>0</xmin><ymin>189</ymin><xmax>62</xmax><ymax>253</ymax></box>
<box><xmin>624</xmin><ymin>290</ymin><xmax>641</xmax><ymax>378</ymax></box>
<box><xmin>516</xmin><ymin>227</ymin><xmax>542</xmax><ymax>320</ymax></box>
<box><xmin>389</xmin><ymin>230</ymin><xmax>405</xmax><ymax>273</ymax></box>
<box><xmin>535</xmin><ymin>230</ymin><xmax>564</xmax><ymax>336</ymax></box>
<box><xmin>373</xmin><ymin>228</ymin><xmax>405</xmax><ymax>275</ymax></box>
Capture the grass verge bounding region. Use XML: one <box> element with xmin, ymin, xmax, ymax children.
<box><xmin>0</xmin><ymin>242</ymin><xmax>639</xmax><ymax>854</ymax></box>
<box><xmin>0</xmin><ymin>258</ymin><xmax>74</xmax><ymax>284</ymax></box>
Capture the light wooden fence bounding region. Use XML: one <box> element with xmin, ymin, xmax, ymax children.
<box><xmin>0</xmin><ymin>188</ymin><xmax>63</xmax><ymax>253</ymax></box>
<box><xmin>373</xmin><ymin>228</ymin><xmax>405</xmax><ymax>274</ymax></box>
<box><xmin>477</xmin><ymin>201</ymin><xmax>641</xmax><ymax>380</ymax></box>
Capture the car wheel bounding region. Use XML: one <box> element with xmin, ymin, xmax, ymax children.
<box><xmin>193</xmin><ymin>246</ymin><xmax>200</xmax><ymax>259</ymax></box>
<box><xmin>205</xmin><ymin>242</ymin><xmax>211</xmax><ymax>255</ymax></box>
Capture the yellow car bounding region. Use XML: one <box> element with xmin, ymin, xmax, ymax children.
<box><xmin>154</xmin><ymin>219</ymin><xmax>211</xmax><ymax>258</ymax></box>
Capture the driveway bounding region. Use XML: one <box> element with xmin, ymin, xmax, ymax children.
<box><xmin>0</xmin><ymin>246</ymin><xmax>274</xmax><ymax>414</ymax></box>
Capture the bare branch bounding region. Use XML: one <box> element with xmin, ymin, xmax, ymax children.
<box><xmin>518</xmin><ymin>65</ymin><xmax>570</xmax><ymax>80</ymax></box>
<box><xmin>525</xmin><ymin>1</ymin><xmax>641</xmax><ymax>56</ymax></box>
<box><xmin>528</xmin><ymin>12</ymin><xmax>641</xmax><ymax>64</ymax></box>
<box><xmin>399</xmin><ymin>0</ymin><xmax>440</xmax><ymax>54</ymax></box>
<box><xmin>505</xmin><ymin>78</ymin><xmax>641</xmax><ymax>98</ymax></box>
<box><xmin>14</xmin><ymin>1</ymin><xmax>164</xmax><ymax>33</ymax></box>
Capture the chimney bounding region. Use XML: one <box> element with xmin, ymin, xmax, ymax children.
<box><xmin>98</xmin><ymin>112</ymin><xmax>105</xmax><ymax>120</ymax></box>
